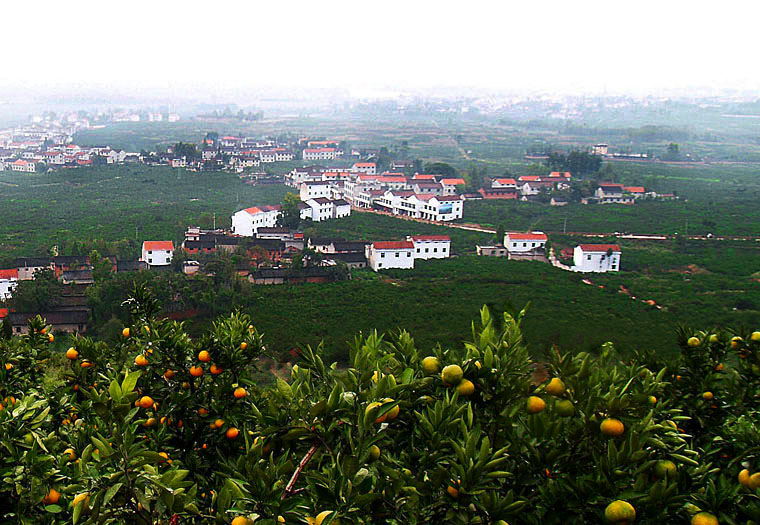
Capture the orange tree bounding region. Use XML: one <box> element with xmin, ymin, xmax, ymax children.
<box><xmin>1</xmin><ymin>285</ymin><xmax>760</xmax><ymax>524</ymax></box>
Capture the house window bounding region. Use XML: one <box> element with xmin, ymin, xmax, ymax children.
<box><xmin>433</xmin><ymin>248</ymin><xmax>437</xmax><ymax>252</ymax></box>
<box><xmin>407</xmin><ymin>252</ymin><xmax>410</xmax><ymax>257</ymax></box>
<box><xmin>523</xmin><ymin>243</ymin><xmax>527</xmax><ymax>247</ymax></box>
<box><xmin>380</xmin><ymin>253</ymin><xmax>385</xmax><ymax>258</ymax></box>
<box><xmin>148</xmin><ymin>250</ymin><xmax>152</xmax><ymax>254</ymax></box>
<box><xmin>378</xmin><ymin>263</ymin><xmax>382</xmax><ymax>268</ymax></box>
<box><xmin>442</xmin><ymin>247</ymin><xmax>447</xmax><ymax>252</ymax></box>
<box><xmin>395</xmin><ymin>252</ymin><xmax>399</xmax><ymax>258</ymax></box>
<box><xmin>417</xmin><ymin>248</ymin><xmax>420</xmax><ymax>253</ymax></box>
<box><xmin>425</xmin><ymin>248</ymin><xmax>429</xmax><ymax>253</ymax></box>
<box><xmin>148</xmin><ymin>258</ymin><xmax>152</xmax><ymax>264</ymax></box>
<box><xmin>587</xmin><ymin>255</ymin><xmax>591</xmax><ymax>260</ymax></box>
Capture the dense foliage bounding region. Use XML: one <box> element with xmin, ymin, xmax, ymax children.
<box><xmin>2</xmin><ymin>286</ymin><xmax>760</xmax><ymax>523</ymax></box>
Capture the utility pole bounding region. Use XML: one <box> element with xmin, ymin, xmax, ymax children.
<box><xmin>213</xmin><ymin>212</ymin><xmax>216</xmax><ymax>230</ymax></box>
<box><xmin>563</xmin><ymin>217</ymin><xmax>567</xmax><ymax>234</ymax></box>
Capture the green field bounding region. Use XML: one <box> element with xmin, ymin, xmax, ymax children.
<box><xmin>0</xmin><ymin>166</ymin><xmax>289</xmax><ymax>264</ymax></box>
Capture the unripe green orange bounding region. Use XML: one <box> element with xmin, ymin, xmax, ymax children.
<box><xmin>441</xmin><ymin>364</ymin><xmax>463</xmax><ymax>386</ymax></box>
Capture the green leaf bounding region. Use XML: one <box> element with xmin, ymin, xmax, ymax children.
<box><xmin>103</xmin><ymin>483</ymin><xmax>123</xmax><ymax>506</ymax></box>
<box><xmin>121</xmin><ymin>370</ymin><xmax>141</xmax><ymax>393</ymax></box>
<box><xmin>73</xmin><ymin>500</ymin><xmax>84</xmax><ymax>524</ymax></box>
<box><xmin>276</xmin><ymin>378</ymin><xmax>293</xmax><ymax>401</ymax></box>
<box><xmin>109</xmin><ymin>380</ymin><xmax>122</xmax><ymax>403</ymax></box>
<box><xmin>44</xmin><ymin>504</ymin><xmax>63</xmax><ymax>513</ymax></box>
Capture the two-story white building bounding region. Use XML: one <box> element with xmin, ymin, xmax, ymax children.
<box><xmin>11</xmin><ymin>159</ymin><xmax>35</xmax><ymax>172</ymax></box>
<box><xmin>231</xmin><ymin>205</ymin><xmax>282</xmax><ymax>236</ymax></box>
<box><xmin>300</xmin><ymin>181</ymin><xmax>333</xmax><ymax>201</ymax></box>
<box><xmin>573</xmin><ymin>244</ymin><xmax>621</xmax><ymax>272</ymax></box>
<box><xmin>596</xmin><ymin>183</ymin><xmax>634</xmax><ymax>204</ymax></box>
<box><xmin>351</xmin><ymin>162</ymin><xmax>376</xmax><ymax>175</ymax></box>
<box><xmin>303</xmin><ymin>148</ymin><xmax>341</xmax><ymax>161</ymax></box>
<box><xmin>141</xmin><ymin>241</ymin><xmax>174</xmax><ymax>267</ymax></box>
<box><xmin>367</xmin><ymin>241</ymin><xmax>415</xmax><ymax>271</ymax></box>
<box><xmin>420</xmin><ymin>195</ymin><xmax>463</xmax><ymax>221</ymax></box>
<box><xmin>408</xmin><ymin>235</ymin><xmax>451</xmax><ymax>260</ymax></box>
<box><xmin>0</xmin><ymin>269</ymin><xmax>18</xmax><ymax>300</ymax></box>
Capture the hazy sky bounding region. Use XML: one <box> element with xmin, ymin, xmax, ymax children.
<box><xmin>2</xmin><ymin>1</ymin><xmax>758</xmax><ymax>97</ymax></box>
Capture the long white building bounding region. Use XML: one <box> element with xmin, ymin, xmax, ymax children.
<box><xmin>407</xmin><ymin>235</ymin><xmax>451</xmax><ymax>260</ymax></box>
<box><xmin>367</xmin><ymin>241</ymin><xmax>415</xmax><ymax>271</ymax></box>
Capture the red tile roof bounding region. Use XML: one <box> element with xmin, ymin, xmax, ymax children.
<box><xmin>0</xmin><ymin>269</ymin><xmax>18</xmax><ymax>279</ymax></box>
<box><xmin>440</xmin><ymin>178</ymin><xmax>465</xmax><ymax>185</ymax></box>
<box><xmin>494</xmin><ymin>178</ymin><xmax>516</xmax><ymax>185</ymax></box>
<box><xmin>624</xmin><ymin>186</ymin><xmax>645</xmax><ymax>193</ymax></box>
<box><xmin>0</xmin><ymin>308</ymin><xmax>7</xmax><ymax>319</ymax></box>
<box><xmin>436</xmin><ymin>195</ymin><xmax>462</xmax><ymax>201</ymax></box>
<box><xmin>244</xmin><ymin>206</ymin><xmax>263</xmax><ymax>214</ymax></box>
<box><xmin>412</xmin><ymin>174</ymin><xmax>436</xmax><ymax>180</ymax></box>
<box><xmin>506</xmin><ymin>232</ymin><xmax>547</xmax><ymax>241</ymax></box>
<box><xmin>411</xmin><ymin>235</ymin><xmax>450</xmax><ymax>241</ymax></box>
<box><xmin>373</xmin><ymin>241</ymin><xmax>414</xmax><ymax>250</ymax></box>
<box><xmin>519</xmin><ymin>175</ymin><xmax>540</xmax><ymax>182</ymax></box>
<box><xmin>549</xmin><ymin>171</ymin><xmax>572</xmax><ymax>178</ymax></box>
<box><xmin>377</xmin><ymin>176</ymin><xmax>406</xmax><ymax>183</ymax></box>
<box><xmin>143</xmin><ymin>241</ymin><xmax>174</xmax><ymax>251</ymax></box>
<box><xmin>578</xmin><ymin>244</ymin><xmax>621</xmax><ymax>252</ymax></box>
<box><xmin>353</xmin><ymin>162</ymin><xmax>376</xmax><ymax>167</ymax></box>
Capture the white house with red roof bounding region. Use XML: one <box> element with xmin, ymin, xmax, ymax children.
<box><xmin>492</xmin><ymin>178</ymin><xmax>517</xmax><ymax>189</ymax></box>
<box><xmin>367</xmin><ymin>241</ymin><xmax>415</xmax><ymax>271</ymax></box>
<box><xmin>141</xmin><ymin>241</ymin><xmax>174</xmax><ymax>267</ymax></box>
<box><xmin>407</xmin><ymin>235</ymin><xmax>451</xmax><ymax>260</ymax></box>
<box><xmin>504</xmin><ymin>232</ymin><xmax>548</xmax><ymax>254</ymax></box>
<box><xmin>623</xmin><ymin>186</ymin><xmax>646</xmax><ymax>199</ymax></box>
<box><xmin>423</xmin><ymin>195</ymin><xmax>463</xmax><ymax>221</ymax></box>
<box><xmin>11</xmin><ymin>159</ymin><xmax>35</xmax><ymax>173</ymax></box>
<box><xmin>573</xmin><ymin>244</ymin><xmax>621</xmax><ymax>272</ymax></box>
<box><xmin>351</xmin><ymin>162</ymin><xmax>376</xmax><ymax>175</ymax></box>
<box><xmin>231</xmin><ymin>205</ymin><xmax>282</xmax><ymax>236</ymax></box>
<box><xmin>439</xmin><ymin>178</ymin><xmax>466</xmax><ymax>195</ymax></box>
<box><xmin>0</xmin><ymin>269</ymin><xmax>19</xmax><ymax>300</ymax></box>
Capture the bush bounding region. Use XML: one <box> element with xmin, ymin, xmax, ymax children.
<box><xmin>1</xmin><ymin>287</ymin><xmax>759</xmax><ymax>523</ymax></box>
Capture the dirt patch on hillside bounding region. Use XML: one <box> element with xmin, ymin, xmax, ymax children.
<box><xmin>671</xmin><ymin>264</ymin><xmax>711</xmax><ymax>275</ymax></box>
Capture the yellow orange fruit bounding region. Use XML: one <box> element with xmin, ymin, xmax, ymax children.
<box><xmin>738</xmin><ymin>468</ymin><xmax>750</xmax><ymax>486</ymax></box>
<box><xmin>226</xmin><ymin>427</ymin><xmax>239</xmax><ymax>439</ymax></box>
<box><xmin>546</xmin><ymin>377</ymin><xmax>566</xmax><ymax>396</ymax></box>
<box><xmin>555</xmin><ymin>399</ymin><xmax>575</xmax><ymax>417</ymax></box>
<box><xmin>42</xmin><ymin>488</ymin><xmax>61</xmax><ymax>505</ymax></box>
<box><xmin>751</xmin><ymin>331</ymin><xmax>760</xmax><ymax>342</ymax></box>
<box><xmin>138</xmin><ymin>396</ymin><xmax>154</xmax><ymax>409</ymax></box>
<box><xmin>63</xmin><ymin>448</ymin><xmax>76</xmax><ymax>461</ymax></box>
<box><xmin>691</xmin><ymin>512</ymin><xmax>718</xmax><ymax>525</ymax></box>
<box><xmin>190</xmin><ymin>365</ymin><xmax>204</xmax><ymax>377</ymax></box>
<box><xmin>421</xmin><ymin>356</ymin><xmax>440</xmax><ymax>375</ymax></box>
<box><xmin>134</xmin><ymin>355</ymin><xmax>148</xmax><ymax>367</ymax></box>
<box><xmin>66</xmin><ymin>347</ymin><xmax>79</xmax><ymax>360</ymax></box>
<box><xmin>749</xmin><ymin>472</ymin><xmax>760</xmax><ymax>490</ymax></box>
<box><xmin>198</xmin><ymin>350</ymin><xmax>211</xmax><ymax>362</ymax></box>
<box><xmin>526</xmin><ymin>396</ymin><xmax>546</xmax><ymax>414</ymax></box>
<box><xmin>72</xmin><ymin>492</ymin><xmax>89</xmax><ymax>507</ymax></box>
<box><xmin>731</xmin><ymin>336</ymin><xmax>743</xmax><ymax>349</ymax></box>
<box><xmin>441</xmin><ymin>364</ymin><xmax>463</xmax><ymax>386</ymax></box>
<box><xmin>600</xmin><ymin>418</ymin><xmax>625</xmax><ymax>437</ymax></box>
<box><xmin>163</xmin><ymin>369</ymin><xmax>175</xmax><ymax>379</ymax></box>
<box><xmin>702</xmin><ymin>392</ymin><xmax>714</xmax><ymax>401</ymax></box>
<box><xmin>240</xmin><ymin>342</ymin><xmax>248</xmax><ymax>350</ymax></box>
<box><xmin>604</xmin><ymin>500</ymin><xmax>635</xmax><ymax>523</ymax></box>
<box><xmin>122</xmin><ymin>328</ymin><xmax>130</xmax><ymax>337</ymax></box>
<box><xmin>457</xmin><ymin>379</ymin><xmax>475</xmax><ymax>396</ymax></box>
<box><xmin>210</xmin><ymin>364</ymin><xmax>223</xmax><ymax>375</ymax></box>
<box><xmin>687</xmin><ymin>336</ymin><xmax>700</xmax><ymax>347</ymax></box>
<box><xmin>234</xmin><ymin>387</ymin><xmax>247</xmax><ymax>399</ymax></box>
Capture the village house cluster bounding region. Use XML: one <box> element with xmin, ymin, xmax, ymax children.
<box><xmin>477</xmin><ymin>231</ymin><xmax>622</xmax><ymax>273</ymax></box>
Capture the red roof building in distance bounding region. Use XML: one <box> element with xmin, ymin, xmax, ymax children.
<box><xmin>0</xmin><ymin>308</ymin><xmax>8</xmax><ymax>319</ymax></box>
<box><xmin>549</xmin><ymin>171</ymin><xmax>572</xmax><ymax>179</ymax></box>
<box><xmin>412</xmin><ymin>174</ymin><xmax>436</xmax><ymax>180</ymax></box>
<box><xmin>410</xmin><ymin>235</ymin><xmax>450</xmax><ymax>241</ymax></box>
<box><xmin>518</xmin><ymin>175</ymin><xmax>540</xmax><ymax>182</ymax></box>
<box><xmin>353</xmin><ymin>162</ymin><xmax>375</xmax><ymax>168</ymax></box>
<box><xmin>373</xmin><ymin>241</ymin><xmax>414</xmax><ymax>250</ymax></box>
<box><xmin>0</xmin><ymin>269</ymin><xmax>19</xmax><ymax>279</ymax></box>
<box><xmin>506</xmin><ymin>232</ymin><xmax>548</xmax><ymax>241</ymax></box>
<box><xmin>624</xmin><ymin>186</ymin><xmax>645</xmax><ymax>193</ymax></box>
<box><xmin>440</xmin><ymin>178</ymin><xmax>466</xmax><ymax>185</ymax></box>
<box><xmin>377</xmin><ymin>175</ymin><xmax>406</xmax><ymax>183</ymax></box>
<box><xmin>578</xmin><ymin>244</ymin><xmax>621</xmax><ymax>252</ymax></box>
<box><xmin>599</xmin><ymin>182</ymin><xmax>624</xmax><ymax>189</ymax></box>
<box><xmin>494</xmin><ymin>178</ymin><xmax>516</xmax><ymax>185</ymax></box>
<box><xmin>142</xmin><ymin>241</ymin><xmax>175</xmax><ymax>251</ymax></box>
